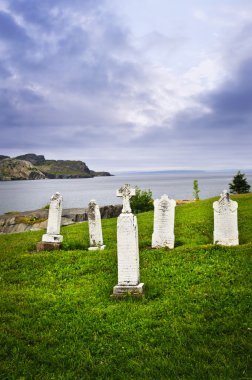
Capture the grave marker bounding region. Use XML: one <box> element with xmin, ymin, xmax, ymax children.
<box><xmin>152</xmin><ymin>194</ymin><xmax>176</xmax><ymax>249</ymax></box>
<box><xmin>88</xmin><ymin>200</ymin><xmax>105</xmax><ymax>250</ymax></box>
<box><xmin>113</xmin><ymin>184</ymin><xmax>144</xmax><ymax>297</ymax></box>
<box><xmin>213</xmin><ymin>190</ymin><xmax>239</xmax><ymax>246</ymax></box>
<box><xmin>37</xmin><ymin>192</ymin><xmax>63</xmax><ymax>251</ymax></box>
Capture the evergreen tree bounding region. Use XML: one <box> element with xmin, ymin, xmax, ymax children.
<box><xmin>229</xmin><ymin>171</ymin><xmax>251</xmax><ymax>194</ymax></box>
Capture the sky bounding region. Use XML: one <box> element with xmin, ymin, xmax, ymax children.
<box><xmin>0</xmin><ymin>0</ymin><xmax>252</xmax><ymax>172</ymax></box>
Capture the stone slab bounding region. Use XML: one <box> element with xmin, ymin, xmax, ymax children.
<box><xmin>112</xmin><ymin>283</ymin><xmax>144</xmax><ymax>298</ymax></box>
<box><xmin>36</xmin><ymin>241</ymin><xmax>62</xmax><ymax>252</ymax></box>
<box><xmin>117</xmin><ymin>213</ymin><xmax>140</xmax><ymax>285</ymax></box>
<box><xmin>213</xmin><ymin>191</ymin><xmax>239</xmax><ymax>246</ymax></box>
<box><xmin>88</xmin><ymin>245</ymin><xmax>106</xmax><ymax>251</ymax></box>
<box><xmin>152</xmin><ymin>194</ymin><xmax>176</xmax><ymax>249</ymax></box>
<box><xmin>88</xmin><ymin>200</ymin><xmax>104</xmax><ymax>249</ymax></box>
<box><xmin>42</xmin><ymin>234</ymin><xmax>63</xmax><ymax>243</ymax></box>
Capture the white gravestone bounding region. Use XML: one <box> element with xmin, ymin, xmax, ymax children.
<box><xmin>152</xmin><ymin>194</ymin><xmax>176</xmax><ymax>249</ymax></box>
<box><xmin>42</xmin><ymin>192</ymin><xmax>63</xmax><ymax>243</ymax></box>
<box><xmin>113</xmin><ymin>184</ymin><xmax>144</xmax><ymax>297</ymax></box>
<box><xmin>88</xmin><ymin>200</ymin><xmax>105</xmax><ymax>250</ymax></box>
<box><xmin>213</xmin><ymin>190</ymin><xmax>239</xmax><ymax>246</ymax></box>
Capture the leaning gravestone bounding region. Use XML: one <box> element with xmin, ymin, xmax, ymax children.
<box><xmin>88</xmin><ymin>200</ymin><xmax>105</xmax><ymax>250</ymax></box>
<box><xmin>36</xmin><ymin>192</ymin><xmax>63</xmax><ymax>251</ymax></box>
<box><xmin>152</xmin><ymin>194</ymin><xmax>176</xmax><ymax>249</ymax></box>
<box><xmin>112</xmin><ymin>184</ymin><xmax>144</xmax><ymax>297</ymax></box>
<box><xmin>213</xmin><ymin>190</ymin><xmax>239</xmax><ymax>246</ymax></box>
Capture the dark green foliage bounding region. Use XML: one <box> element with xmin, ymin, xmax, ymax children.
<box><xmin>0</xmin><ymin>193</ymin><xmax>252</xmax><ymax>379</ymax></box>
<box><xmin>229</xmin><ymin>171</ymin><xmax>251</xmax><ymax>194</ymax></box>
<box><xmin>193</xmin><ymin>179</ymin><xmax>200</xmax><ymax>200</ymax></box>
<box><xmin>130</xmin><ymin>187</ymin><xmax>154</xmax><ymax>214</ymax></box>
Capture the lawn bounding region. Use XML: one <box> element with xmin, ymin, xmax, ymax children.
<box><xmin>0</xmin><ymin>194</ymin><xmax>251</xmax><ymax>379</ymax></box>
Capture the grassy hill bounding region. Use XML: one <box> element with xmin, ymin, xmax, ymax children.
<box><xmin>0</xmin><ymin>194</ymin><xmax>251</xmax><ymax>379</ymax></box>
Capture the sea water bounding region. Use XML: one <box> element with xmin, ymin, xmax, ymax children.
<box><xmin>0</xmin><ymin>171</ymin><xmax>251</xmax><ymax>214</ymax></box>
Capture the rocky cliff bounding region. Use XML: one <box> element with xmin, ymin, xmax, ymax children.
<box><xmin>0</xmin><ymin>154</ymin><xmax>112</xmax><ymax>180</ymax></box>
<box><xmin>0</xmin><ymin>159</ymin><xmax>46</xmax><ymax>181</ymax></box>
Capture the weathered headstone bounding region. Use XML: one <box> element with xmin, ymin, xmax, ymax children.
<box><xmin>88</xmin><ymin>200</ymin><xmax>105</xmax><ymax>250</ymax></box>
<box><xmin>213</xmin><ymin>190</ymin><xmax>239</xmax><ymax>246</ymax></box>
<box><xmin>36</xmin><ymin>192</ymin><xmax>63</xmax><ymax>251</ymax></box>
<box><xmin>112</xmin><ymin>184</ymin><xmax>144</xmax><ymax>297</ymax></box>
<box><xmin>152</xmin><ymin>194</ymin><xmax>176</xmax><ymax>249</ymax></box>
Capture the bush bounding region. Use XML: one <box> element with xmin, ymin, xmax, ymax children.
<box><xmin>229</xmin><ymin>171</ymin><xmax>251</xmax><ymax>194</ymax></box>
<box><xmin>130</xmin><ymin>187</ymin><xmax>154</xmax><ymax>214</ymax></box>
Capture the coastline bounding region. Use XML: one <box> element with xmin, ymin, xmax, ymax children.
<box><xmin>0</xmin><ymin>204</ymin><xmax>122</xmax><ymax>234</ymax></box>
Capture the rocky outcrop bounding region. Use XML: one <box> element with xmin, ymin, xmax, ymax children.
<box><xmin>0</xmin><ymin>155</ymin><xmax>10</xmax><ymax>161</ymax></box>
<box><xmin>0</xmin><ymin>205</ymin><xmax>122</xmax><ymax>234</ymax></box>
<box><xmin>15</xmin><ymin>154</ymin><xmax>46</xmax><ymax>165</ymax></box>
<box><xmin>0</xmin><ymin>159</ymin><xmax>46</xmax><ymax>181</ymax></box>
<box><xmin>37</xmin><ymin>159</ymin><xmax>92</xmax><ymax>179</ymax></box>
<box><xmin>0</xmin><ymin>153</ymin><xmax>112</xmax><ymax>180</ymax></box>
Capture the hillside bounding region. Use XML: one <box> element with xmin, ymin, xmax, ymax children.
<box><xmin>0</xmin><ymin>194</ymin><xmax>251</xmax><ymax>379</ymax></box>
<box><xmin>0</xmin><ymin>154</ymin><xmax>112</xmax><ymax>180</ymax></box>
<box><xmin>0</xmin><ymin>158</ymin><xmax>45</xmax><ymax>181</ymax></box>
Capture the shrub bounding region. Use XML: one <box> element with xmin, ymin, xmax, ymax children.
<box><xmin>130</xmin><ymin>187</ymin><xmax>154</xmax><ymax>214</ymax></box>
<box><xmin>42</xmin><ymin>203</ymin><xmax>50</xmax><ymax>209</ymax></box>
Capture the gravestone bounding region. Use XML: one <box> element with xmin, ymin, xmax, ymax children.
<box><xmin>213</xmin><ymin>190</ymin><xmax>239</xmax><ymax>246</ymax></box>
<box><xmin>112</xmin><ymin>184</ymin><xmax>144</xmax><ymax>297</ymax></box>
<box><xmin>88</xmin><ymin>200</ymin><xmax>105</xmax><ymax>250</ymax></box>
<box><xmin>36</xmin><ymin>192</ymin><xmax>63</xmax><ymax>251</ymax></box>
<box><xmin>152</xmin><ymin>194</ymin><xmax>176</xmax><ymax>249</ymax></box>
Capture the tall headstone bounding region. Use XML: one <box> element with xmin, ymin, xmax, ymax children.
<box><xmin>152</xmin><ymin>194</ymin><xmax>176</xmax><ymax>249</ymax></box>
<box><xmin>112</xmin><ymin>184</ymin><xmax>144</xmax><ymax>297</ymax></box>
<box><xmin>213</xmin><ymin>190</ymin><xmax>239</xmax><ymax>246</ymax></box>
<box><xmin>36</xmin><ymin>192</ymin><xmax>63</xmax><ymax>251</ymax></box>
<box><xmin>88</xmin><ymin>200</ymin><xmax>105</xmax><ymax>250</ymax></box>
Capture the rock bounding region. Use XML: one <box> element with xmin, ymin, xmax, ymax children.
<box><xmin>0</xmin><ymin>159</ymin><xmax>45</xmax><ymax>181</ymax></box>
<box><xmin>0</xmin><ymin>205</ymin><xmax>122</xmax><ymax>234</ymax></box>
<box><xmin>1</xmin><ymin>153</ymin><xmax>112</xmax><ymax>180</ymax></box>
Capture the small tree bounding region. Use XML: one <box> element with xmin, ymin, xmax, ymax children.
<box><xmin>193</xmin><ymin>179</ymin><xmax>200</xmax><ymax>200</ymax></box>
<box><xmin>130</xmin><ymin>187</ymin><xmax>154</xmax><ymax>214</ymax></box>
<box><xmin>229</xmin><ymin>171</ymin><xmax>251</xmax><ymax>194</ymax></box>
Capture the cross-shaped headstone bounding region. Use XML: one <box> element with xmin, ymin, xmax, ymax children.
<box><xmin>221</xmin><ymin>189</ymin><xmax>230</xmax><ymax>201</ymax></box>
<box><xmin>116</xmin><ymin>184</ymin><xmax>136</xmax><ymax>213</ymax></box>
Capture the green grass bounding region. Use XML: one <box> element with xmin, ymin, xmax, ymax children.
<box><xmin>0</xmin><ymin>194</ymin><xmax>251</xmax><ymax>379</ymax></box>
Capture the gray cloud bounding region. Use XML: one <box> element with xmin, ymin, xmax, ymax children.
<box><xmin>0</xmin><ymin>1</ymin><xmax>251</xmax><ymax>170</ymax></box>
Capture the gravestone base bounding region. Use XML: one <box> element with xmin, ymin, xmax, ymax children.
<box><xmin>214</xmin><ymin>236</ymin><xmax>239</xmax><ymax>246</ymax></box>
<box><xmin>152</xmin><ymin>236</ymin><xmax>175</xmax><ymax>249</ymax></box>
<box><xmin>88</xmin><ymin>245</ymin><xmax>106</xmax><ymax>251</ymax></box>
<box><xmin>112</xmin><ymin>283</ymin><xmax>144</xmax><ymax>298</ymax></box>
<box><xmin>36</xmin><ymin>241</ymin><xmax>62</xmax><ymax>252</ymax></box>
<box><xmin>42</xmin><ymin>234</ymin><xmax>63</xmax><ymax>243</ymax></box>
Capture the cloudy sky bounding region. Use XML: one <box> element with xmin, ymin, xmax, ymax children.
<box><xmin>0</xmin><ymin>0</ymin><xmax>252</xmax><ymax>172</ymax></box>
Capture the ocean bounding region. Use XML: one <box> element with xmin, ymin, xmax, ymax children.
<box><xmin>0</xmin><ymin>171</ymin><xmax>251</xmax><ymax>214</ymax></box>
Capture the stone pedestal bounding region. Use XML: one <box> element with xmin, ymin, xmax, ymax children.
<box><xmin>213</xmin><ymin>190</ymin><xmax>239</xmax><ymax>246</ymax></box>
<box><xmin>113</xmin><ymin>283</ymin><xmax>145</xmax><ymax>297</ymax></box>
<box><xmin>42</xmin><ymin>234</ymin><xmax>63</xmax><ymax>243</ymax></box>
<box><xmin>36</xmin><ymin>241</ymin><xmax>61</xmax><ymax>252</ymax></box>
<box><xmin>152</xmin><ymin>194</ymin><xmax>176</xmax><ymax>249</ymax></box>
<box><xmin>88</xmin><ymin>200</ymin><xmax>105</xmax><ymax>250</ymax></box>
